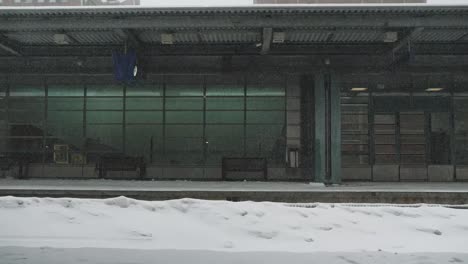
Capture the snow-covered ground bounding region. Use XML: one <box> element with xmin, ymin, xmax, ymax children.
<box><xmin>1</xmin><ymin>196</ymin><xmax>468</xmax><ymax>263</ymax></box>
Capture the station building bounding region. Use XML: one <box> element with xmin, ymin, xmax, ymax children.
<box><xmin>0</xmin><ymin>5</ymin><xmax>468</xmax><ymax>182</ymax></box>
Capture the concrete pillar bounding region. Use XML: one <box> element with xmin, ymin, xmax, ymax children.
<box><xmin>314</xmin><ymin>71</ymin><xmax>341</xmax><ymax>184</ymax></box>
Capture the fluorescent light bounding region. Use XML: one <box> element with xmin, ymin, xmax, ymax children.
<box><xmin>383</xmin><ymin>32</ymin><xmax>398</xmax><ymax>43</ymax></box>
<box><xmin>426</xmin><ymin>87</ymin><xmax>444</xmax><ymax>92</ymax></box>
<box><xmin>161</xmin><ymin>33</ymin><xmax>174</xmax><ymax>45</ymax></box>
<box><xmin>272</xmin><ymin>32</ymin><xmax>285</xmax><ymax>43</ymax></box>
<box><xmin>53</xmin><ymin>34</ymin><xmax>71</xmax><ymax>45</ymax></box>
<box><xmin>350</xmin><ymin>87</ymin><xmax>368</xmax><ymax>92</ymax></box>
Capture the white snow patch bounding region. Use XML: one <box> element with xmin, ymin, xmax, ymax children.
<box><xmin>0</xmin><ymin>196</ymin><xmax>468</xmax><ymax>254</ymax></box>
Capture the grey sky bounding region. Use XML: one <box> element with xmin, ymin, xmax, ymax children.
<box><xmin>141</xmin><ymin>0</ymin><xmax>468</xmax><ymax>6</ymax></box>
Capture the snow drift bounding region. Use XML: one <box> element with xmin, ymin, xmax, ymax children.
<box><xmin>1</xmin><ymin>196</ymin><xmax>468</xmax><ymax>254</ymax></box>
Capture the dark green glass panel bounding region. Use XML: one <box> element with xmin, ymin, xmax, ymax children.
<box><xmin>245</xmin><ymin>137</ymin><xmax>285</xmax><ymax>163</ymax></box>
<box><xmin>246</xmin><ymin>111</ymin><xmax>285</xmax><ymax>124</ymax></box>
<box><xmin>206</xmin><ymin>97</ymin><xmax>244</xmax><ymax>110</ymax></box>
<box><xmin>165</xmin><ymin>125</ymin><xmax>203</xmax><ymax>137</ymax></box>
<box><xmin>125</xmin><ymin>125</ymin><xmax>163</xmax><ymax>161</ymax></box>
<box><xmin>205</xmin><ymin>125</ymin><xmax>243</xmax><ymax>138</ymax></box>
<box><xmin>205</xmin><ymin>137</ymin><xmax>244</xmax><ymax>165</ymax></box>
<box><xmin>247</xmin><ymin>97</ymin><xmax>285</xmax><ymax>110</ymax></box>
<box><xmin>126</xmin><ymin>98</ymin><xmax>163</xmax><ymax>110</ymax></box>
<box><xmin>87</xmin><ymin>98</ymin><xmax>123</xmax><ymax>110</ymax></box>
<box><xmin>8</xmin><ymin>98</ymin><xmax>44</xmax><ymax>110</ymax></box>
<box><xmin>48</xmin><ymin>111</ymin><xmax>83</xmax><ymax>123</ymax></box>
<box><xmin>165</xmin><ymin>75</ymin><xmax>203</xmax><ymax>97</ymax></box>
<box><xmin>164</xmin><ymin>138</ymin><xmax>204</xmax><ymax>165</ymax></box>
<box><xmin>86</xmin><ymin>111</ymin><xmax>122</xmax><ymax>123</ymax></box>
<box><xmin>166</xmin><ymin>111</ymin><xmax>203</xmax><ymax>124</ymax></box>
<box><xmin>48</xmin><ymin>98</ymin><xmax>83</xmax><ymax>110</ymax></box>
<box><xmin>246</xmin><ymin>124</ymin><xmax>284</xmax><ymax>138</ymax></box>
<box><xmin>48</xmin><ymin>85</ymin><xmax>84</xmax><ymax>97</ymax></box>
<box><xmin>166</xmin><ymin>98</ymin><xmax>203</xmax><ymax>110</ymax></box>
<box><xmin>86</xmin><ymin>124</ymin><xmax>123</xmax><ymax>152</ymax></box>
<box><xmin>206</xmin><ymin>75</ymin><xmax>244</xmax><ymax>97</ymax></box>
<box><xmin>126</xmin><ymin>111</ymin><xmax>162</xmax><ymax>124</ymax></box>
<box><xmin>47</xmin><ymin>123</ymin><xmax>84</xmax><ymax>147</ymax></box>
<box><xmin>9</xmin><ymin>110</ymin><xmax>44</xmax><ymax>123</ymax></box>
<box><xmin>206</xmin><ymin>111</ymin><xmax>243</xmax><ymax>124</ymax></box>
<box><xmin>87</xmin><ymin>85</ymin><xmax>123</xmax><ymax>97</ymax></box>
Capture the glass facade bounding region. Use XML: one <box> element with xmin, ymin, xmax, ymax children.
<box><xmin>340</xmin><ymin>73</ymin><xmax>468</xmax><ymax>181</ymax></box>
<box><xmin>341</xmin><ymin>93</ymin><xmax>458</xmax><ymax>168</ymax></box>
<box><xmin>0</xmin><ymin>74</ymin><xmax>296</xmax><ymax>178</ymax></box>
<box><xmin>3</xmin><ymin>71</ymin><xmax>468</xmax><ymax>181</ymax></box>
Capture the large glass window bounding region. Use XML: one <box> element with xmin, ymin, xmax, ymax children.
<box><xmin>341</xmin><ymin>95</ymin><xmax>369</xmax><ymax>166</ymax></box>
<box><xmin>205</xmin><ymin>75</ymin><xmax>245</xmax><ymax>165</ymax></box>
<box><xmin>374</xmin><ymin>113</ymin><xmax>397</xmax><ymax>164</ymax></box>
<box><xmin>125</xmin><ymin>81</ymin><xmax>163</xmax><ymax>162</ymax></box>
<box><xmin>246</xmin><ymin>75</ymin><xmax>285</xmax><ymax>165</ymax></box>
<box><xmin>7</xmin><ymin>78</ymin><xmax>45</xmax><ymax>162</ymax></box>
<box><xmin>455</xmin><ymin>96</ymin><xmax>468</xmax><ymax>165</ymax></box>
<box><xmin>164</xmin><ymin>75</ymin><xmax>204</xmax><ymax>165</ymax></box>
<box><xmin>400</xmin><ymin>112</ymin><xmax>426</xmax><ymax>164</ymax></box>
<box><xmin>85</xmin><ymin>82</ymin><xmax>123</xmax><ymax>159</ymax></box>
<box><xmin>0</xmin><ymin>74</ymin><xmax>289</xmax><ymax>173</ymax></box>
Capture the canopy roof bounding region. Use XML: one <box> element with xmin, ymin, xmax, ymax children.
<box><xmin>0</xmin><ymin>5</ymin><xmax>468</xmax><ymax>57</ymax></box>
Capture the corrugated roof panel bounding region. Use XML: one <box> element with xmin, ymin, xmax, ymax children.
<box><xmin>458</xmin><ymin>34</ymin><xmax>468</xmax><ymax>42</ymax></box>
<box><xmin>1</xmin><ymin>6</ymin><xmax>468</xmax><ymax>18</ymax></box>
<box><xmin>137</xmin><ymin>30</ymin><xmax>160</xmax><ymax>43</ymax></box>
<box><xmin>137</xmin><ymin>30</ymin><xmax>259</xmax><ymax>44</ymax></box>
<box><xmin>286</xmin><ymin>30</ymin><xmax>331</xmax><ymax>42</ymax></box>
<box><xmin>5</xmin><ymin>32</ymin><xmax>55</xmax><ymax>44</ymax></box>
<box><xmin>201</xmin><ymin>30</ymin><xmax>260</xmax><ymax>43</ymax></box>
<box><xmin>331</xmin><ymin>30</ymin><xmax>383</xmax><ymax>42</ymax></box>
<box><xmin>174</xmin><ymin>32</ymin><xmax>200</xmax><ymax>43</ymax></box>
<box><xmin>68</xmin><ymin>31</ymin><xmax>122</xmax><ymax>44</ymax></box>
<box><xmin>413</xmin><ymin>30</ymin><xmax>468</xmax><ymax>42</ymax></box>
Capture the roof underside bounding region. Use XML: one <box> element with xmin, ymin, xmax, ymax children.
<box><xmin>1</xmin><ymin>5</ymin><xmax>468</xmax><ymax>57</ymax></box>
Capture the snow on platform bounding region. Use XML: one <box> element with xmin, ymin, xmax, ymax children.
<box><xmin>0</xmin><ymin>196</ymin><xmax>468</xmax><ymax>263</ymax></box>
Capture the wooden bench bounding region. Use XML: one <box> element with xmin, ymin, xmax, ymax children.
<box><xmin>96</xmin><ymin>155</ymin><xmax>146</xmax><ymax>179</ymax></box>
<box><xmin>222</xmin><ymin>157</ymin><xmax>267</xmax><ymax>181</ymax></box>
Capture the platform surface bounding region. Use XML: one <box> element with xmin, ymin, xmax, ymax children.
<box><xmin>1</xmin><ymin>179</ymin><xmax>468</xmax><ymax>204</ymax></box>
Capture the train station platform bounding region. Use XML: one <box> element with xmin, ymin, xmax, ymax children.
<box><xmin>1</xmin><ymin>179</ymin><xmax>468</xmax><ymax>204</ymax></box>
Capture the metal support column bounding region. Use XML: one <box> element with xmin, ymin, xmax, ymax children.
<box><xmin>368</xmin><ymin>92</ymin><xmax>375</xmax><ymax>181</ymax></box>
<box><xmin>330</xmin><ymin>72</ymin><xmax>342</xmax><ymax>184</ymax></box>
<box><xmin>314</xmin><ymin>73</ymin><xmax>325</xmax><ymax>183</ymax></box>
<box><xmin>314</xmin><ymin>71</ymin><xmax>341</xmax><ymax>184</ymax></box>
<box><xmin>450</xmin><ymin>90</ymin><xmax>457</xmax><ymax>181</ymax></box>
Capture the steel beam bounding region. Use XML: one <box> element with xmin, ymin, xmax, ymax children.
<box><xmin>113</xmin><ymin>29</ymin><xmax>142</xmax><ymax>49</ymax></box>
<box><xmin>391</xmin><ymin>27</ymin><xmax>424</xmax><ymax>56</ymax></box>
<box><xmin>5</xmin><ymin>42</ymin><xmax>467</xmax><ymax>58</ymax></box>
<box><xmin>0</xmin><ymin>35</ymin><xmax>21</xmax><ymax>56</ymax></box>
<box><xmin>2</xmin><ymin>15</ymin><xmax>468</xmax><ymax>31</ymax></box>
<box><xmin>387</xmin><ymin>27</ymin><xmax>424</xmax><ymax>70</ymax></box>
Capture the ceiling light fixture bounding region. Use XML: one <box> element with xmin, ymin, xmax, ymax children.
<box><xmin>53</xmin><ymin>34</ymin><xmax>71</xmax><ymax>45</ymax></box>
<box><xmin>426</xmin><ymin>87</ymin><xmax>444</xmax><ymax>92</ymax></box>
<box><xmin>350</xmin><ymin>87</ymin><xmax>368</xmax><ymax>92</ymax></box>
<box><xmin>383</xmin><ymin>31</ymin><xmax>398</xmax><ymax>43</ymax></box>
<box><xmin>272</xmin><ymin>32</ymin><xmax>285</xmax><ymax>43</ymax></box>
<box><xmin>161</xmin><ymin>33</ymin><xmax>174</xmax><ymax>45</ymax></box>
